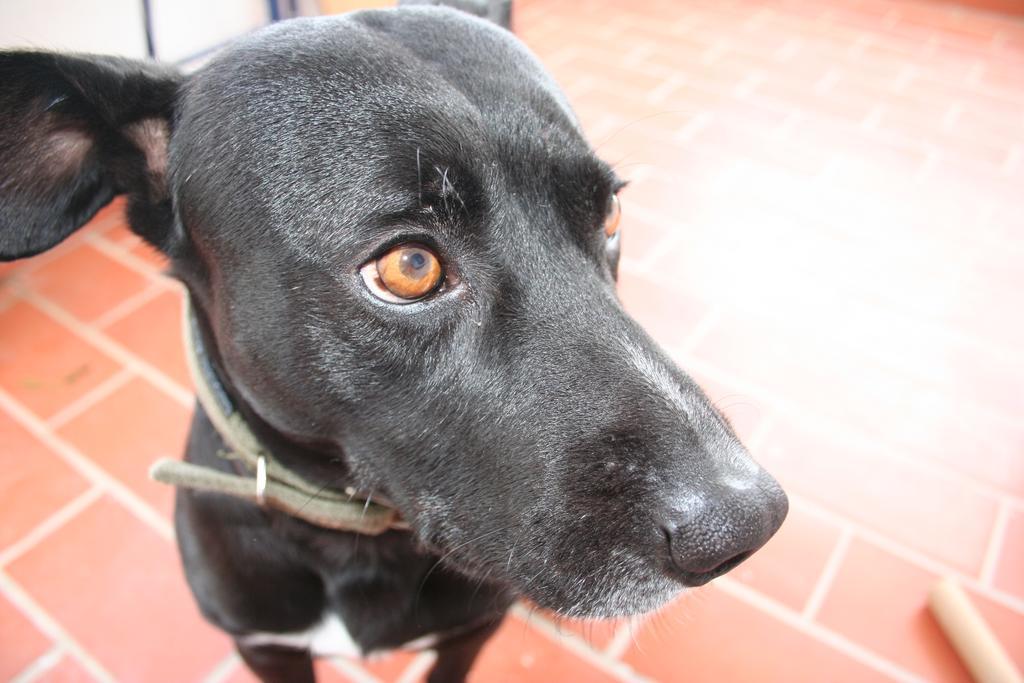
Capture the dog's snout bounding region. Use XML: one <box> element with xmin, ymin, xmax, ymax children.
<box><xmin>660</xmin><ymin>471</ymin><xmax>788</xmax><ymax>586</ymax></box>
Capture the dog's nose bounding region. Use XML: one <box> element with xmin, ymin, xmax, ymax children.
<box><xmin>660</xmin><ymin>471</ymin><xmax>788</xmax><ymax>586</ymax></box>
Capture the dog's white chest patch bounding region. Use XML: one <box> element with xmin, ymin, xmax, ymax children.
<box><xmin>239</xmin><ymin>612</ymin><xmax>360</xmax><ymax>658</ymax></box>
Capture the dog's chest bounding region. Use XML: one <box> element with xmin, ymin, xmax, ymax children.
<box><xmin>239</xmin><ymin>612</ymin><xmax>360</xmax><ymax>657</ymax></box>
<box><xmin>237</xmin><ymin>611</ymin><xmax>440</xmax><ymax>658</ymax></box>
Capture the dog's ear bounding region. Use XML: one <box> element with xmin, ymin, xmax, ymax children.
<box><xmin>0</xmin><ymin>51</ymin><xmax>182</xmax><ymax>261</ymax></box>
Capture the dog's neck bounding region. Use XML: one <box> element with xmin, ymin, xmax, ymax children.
<box><xmin>187</xmin><ymin>298</ymin><xmax>352</xmax><ymax>485</ymax></box>
<box><xmin>176</xmin><ymin>292</ymin><xmax>408</xmax><ymax>532</ymax></box>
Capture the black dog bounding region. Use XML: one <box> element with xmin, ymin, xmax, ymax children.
<box><xmin>0</xmin><ymin>7</ymin><xmax>788</xmax><ymax>682</ymax></box>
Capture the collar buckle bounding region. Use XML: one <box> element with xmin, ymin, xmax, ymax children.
<box><xmin>255</xmin><ymin>455</ymin><xmax>267</xmax><ymax>505</ymax></box>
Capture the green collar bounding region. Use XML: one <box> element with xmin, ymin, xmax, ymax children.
<box><xmin>149</xmin><ymin>296</ymin><xmax>408</xmax><ymax>535</ymax></box>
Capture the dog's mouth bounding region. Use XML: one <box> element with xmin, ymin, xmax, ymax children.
<box><xmin>509</xmin><ymin>551</ymin><xmax>686</xmax><ymax>619</ymax></box>
<box><xmin>405</xmin><ymin>456</ymin><xmax>787</xmax><ymax>619</ymax></box>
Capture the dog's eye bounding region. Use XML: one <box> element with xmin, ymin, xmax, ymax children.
<box><xmin>362</xmin><ymin>243</ymin><xmax>443</xmax><ymax>303</ymax></box>
<box><xmin>604</xmin><ymin>194</ymin><xmax>622</xmax><ymax>239</ymax></box>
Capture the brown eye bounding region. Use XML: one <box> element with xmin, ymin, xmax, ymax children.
<box><xmin>373</xmin><ymin>243</ymin><xmax>442</xmax><ymax>301</ymax></box>
<box><xmin>604</xmin><ymin>194</ymin><xmax>622</xmax><ymax>238</ymax></box>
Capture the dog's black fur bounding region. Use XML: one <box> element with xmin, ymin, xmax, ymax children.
<box><xmin>0</xmin><ymin>8</ymin><xmax>788</xmax><ymax>682</ymax></box>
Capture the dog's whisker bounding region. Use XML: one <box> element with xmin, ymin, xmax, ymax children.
<box><xmin>432</xmin><ymin>165</ymin><xmax>448</xmax><ymax>212</ymax></box>
<box><xmin>467</xmin><ymin>564</ymin><xmax>496</xmax><ymax>605</ymax></box>
<box><xmin>505</xmin><ymin>526</ymin><xmax>525</xmax><ymax>573</ymax></box>
<box><xmin>416</xmin><ymin>146</ymin><xmax>423</xmax><ymax>207</ymax></box>
<box><xmin>629</xmin><ymin>615</ymin><xmax>641</xmax><ymax>654</ymax></box>
<box><xmin>293</xmin><ymin>472</ymin><xmax>353</xmax><ymax>514</ymax></box>
<box><xmin>518</xmin><ymin>566</ymin><xmax>547</xmax><ymax>598</ymax></box>
<box><xmin>413</xmin><ymin>522</ymin><xmax>518</xmax><ymax>617</ymax></box>
<box><xmin>591</xmin><ymin>109</ymin><xmax>695</xmax><ymax>155</ymax></box>
<box><xmin>526</xmin><ymin>603</ymin><xmax>542</xmax><ymax>635</ymax></box>
<box><xmin>430</xmin><ymin>164</ymin><xmax>466</xmax><ymax>214</ymax></box>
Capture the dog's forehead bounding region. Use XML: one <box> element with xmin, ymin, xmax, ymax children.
<box><xmin>180</xmin><ymin>9</ymin><xmax>579</xmax><ymax>149</ymax></box>
<box><xmin>170</xmin><ymin>8</ymin><xmax>597</xmax><ymax>254</ymax></box>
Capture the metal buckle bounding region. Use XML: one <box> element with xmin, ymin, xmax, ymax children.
<box><xmin>255</xmin><ymin>456</ymin><xmax>267</xmax><ymax>505</ymax></box>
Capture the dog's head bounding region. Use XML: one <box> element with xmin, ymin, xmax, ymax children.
<box><xmin>0</xmin><ymin>8</ymin><xmax>786</xmax><ymax>618</ymax></box>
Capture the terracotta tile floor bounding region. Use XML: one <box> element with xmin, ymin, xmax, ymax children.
<box><xmin>1</xmin><ymin>0</ymin><xmax>1023</xmax><ymax>681</ymax></box>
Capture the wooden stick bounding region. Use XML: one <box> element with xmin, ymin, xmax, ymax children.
<box><xmin>928</xmin><ymin>578</ymin><xmax>1022</xmax><ymax>683</ymax></box>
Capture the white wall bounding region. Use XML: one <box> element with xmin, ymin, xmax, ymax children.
<box><xmin>150</xmin><ymin>0</ymin><xmax>269</xmax><ymax>62</ymax></box>
<box><xmin>0</xmin><ymin>0</ymin><xmax>270</xmax><ymax>63</ymax></box>
<box><xmin>0</xmin><ymin>0</ymin><xmax>148</xmax><ymax>58</ymax></box>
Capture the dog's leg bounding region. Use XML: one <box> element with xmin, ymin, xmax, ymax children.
<box><xmin>427</xmin><ymin>619</ymin><xmax>503</xmax><ymax>683</ymax></box>
<box><xmin>236</xmin><ymin>641</ymin><xmax>315</xmax><ymax>683</ymax></box>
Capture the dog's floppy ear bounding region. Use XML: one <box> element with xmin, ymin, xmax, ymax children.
<box><xmin>0</xmin><ymin>51</ymin><xmax>181</xmax><ymax>261</ymax></box>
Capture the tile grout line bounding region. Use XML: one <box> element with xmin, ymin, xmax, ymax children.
<box><xmin>81</xmin><ymin>210</ymin><xmax>129</xmax><ymax>237</ymax></box>
<box><xmin>543</xmin><ymin>615</ymin><xmax>625</xmax><ymax>656</ymax></box>
<box><xmin>327</xmin><ymin>656</ymin><xmax>380</xmax><ymax>683</ymax></box>
<box><xmin>19</xmin><ymin>290</ymin><xmax>193</xmax><ymax>408</ymax></box>
<box><xmin>644</xmin><ymin>75</ymin><xmax>684</xmax><ymax>105</ymax></box>
<box><xmin>562</xmin><ymin>75</ymin><xmax>598</xmax><ymax>100</ymax></box>
<box><xmin>1006</xmin><ymin>498</ymin><xmax>1024</xmax><ymax>514</ymax></box>
<box><xmin>692</xmin><ymin>311</ymin><xmax>1011</xmax><ymax>450</ymax></box>
<box><xmin>1001</xmin><ymin>144</ymin><xmax>1022</xmax><ymax>174</ymax></box>
<box><xmin>630</xmin><ymin>163</ymin><xmax>1016</xmax><ymax>292</ymax></box>
<box><xmin>678</xmin><ymin>306</ymin><xmax>722</xmax><ymax>355</ymax></box>
<box><xmin>395</xmin><ymin>651</ymin><xmax>438</xmax><ymax>683</ymax></box>
<box><xmin>630</xmin><ymin>202</ymin><xmax>1015</xmax><ymax>370</ymax></box>
<box><xmin>0</xmin><ymin>570</ymin><xmax>117</xmax><ymax>683</ymax></box>
<box><xmin>618</xmin><ymin>217</ymin><xmax>693</xmax><ymax>275</ymax></box>
<box><xmin>83</xmin><ymin>232</ymin><xmax>175</xmax><ymax>286</ymax></box>
<box><xmin>510</xmin><ymin>603</ymin><xmax>650</xmax><ymax>683</ymax></box>
<box><xmin>643</xmin><ymin>6</ymin><xmax>1024</xmax><ymax>103</ymax></box>
<box><xmin>682</xmin><ymin>355</ymin><xmax>1024</xmax><ymax>509</ymax></box>
<box><xmin>200</xmin><ymin>652</ymin><xmax>240</xmax><ymax>683</ymax></box>
<box><xmin>770</xmin><ymin>110</ymin><xmax>805</xmax><ymax>143</ymax></box>
<box><xmin>671</xmin><ymin>110</ymin><xmax>716</xmax><ymax>145</ymax></box>
<box><xmin>9</xmin><ymin>645</ymin><xmax>64</xmax><ymax>683</ymax></box>
<box><xmin>620</xmin><ymin>41</ymin><xmax>654</xmax><ymax>69</ymax></box>
<box><xmin>45</xmin><ymin>368</ymin><xmax>135</xmax><ymax>431</ymax></box>
<box><xmin>0</xmin><ymin>388</ymin><xmax>174</xmax><ymax>541</ymax></box>
<box><xmin>0</xmin><ymin>487</ymin><xmax>104</xmax><ymax>569</ymax></box>
<box><xmin>744</xmin><ymin>416</ymin><xmax>775</xmax><ymax>453</ymax></box>
<box><xmin>801</xmin><ymin>524</ymin><xmax>854</xmax><ymax>621</ymax></box>
<box><xmin>869</xmin><ymin>110</ymin><xmax>1016</xmax><ymax>163</ymax></box>
<box><xmin>978</xmin><ymin>498</ymin><xmax>1011</xmax><ymax>586</ymax></box>
<box><xmin>788</xmin><ymin>495</ymin><xmax>1024</xmax><ymax>616</ymax></box>
<box><xmin>714</xmin><ymin>576</ymin><xmax>925</xmax><ymax>683</ymax></box>
<box><xmin>93</xmin><ymin>226</ymin><xmax>142</xmax><ymax>250</ymax></box>
<box><xmin>604</xmin><ymin>616</ymin><xmax>644</xmax><ymax>659</ymax></box>
<box><xmin>693</xmin><ymin>317</ymin><xmax>1024</xmax><ymax>594</ymax></box>
<box><xmin>0</xmin><ymin>213</ymin><xmax>127</xmax><ymax>282</ymax></box>
<box><xmin>539</xmin><ymin>45</ymin><xmax>581</xmax><ymax>69</ymax></box>
<box><xmin>585</xmin><ymin>114</ymin><xmax>635</xmax><ymax>155</ymax></box>
<box><xmin>90</xmin><ymin>280</ymin><xmax>168</xmax><ymax>330</ymax></box>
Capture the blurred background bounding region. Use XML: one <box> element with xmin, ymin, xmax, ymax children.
<box><xmin>0</xmin><ymin>0</ymin><xmax>1022</xmax><ymax>681</ymax></box>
